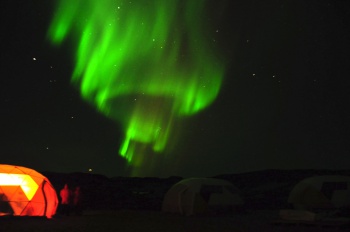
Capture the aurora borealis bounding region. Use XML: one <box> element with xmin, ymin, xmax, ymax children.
<box><xmin>48</xmin><ymin>0</ymin><xmax>225</xmax><ymax>175</ymax></box>
<box><xmin>3</xmin><ymin>0</ymin><xmax>349</xmax><ymax>178</ymax></box>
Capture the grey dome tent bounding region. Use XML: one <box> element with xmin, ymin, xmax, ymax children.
<box><xmin>288</xmin><ymin>175</ymin><xmax>350</xmax><ymax>210</ymax></box>
<box><xmin>162</xmin><ymin>178</ymin><xmax>243</xmax><ymax>216</ymax></box>
<box><xmin>279</xmin><ymin>175</ymin><xmax>350</xmax><ymax>221</ymax></box>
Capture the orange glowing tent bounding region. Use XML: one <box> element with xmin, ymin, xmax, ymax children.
<box><xmin>0</xmin><ymin>164</ymin><xmax>58</xmax><ymax>218</ymax></box>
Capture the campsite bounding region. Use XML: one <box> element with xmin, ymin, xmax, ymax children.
<box><xmin>1</xmin><ymin>167</ymin><xmax>350</xmax><ymax>231</ymax></box>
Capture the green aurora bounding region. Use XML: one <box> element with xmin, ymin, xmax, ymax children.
<box><xmin>48</xmin><ymin>0</ymin><xmax>225</xmax><ymax>176</ymax></box>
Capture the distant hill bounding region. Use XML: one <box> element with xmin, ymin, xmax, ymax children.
<box><xmin>43</xmin><ymin>169</ymin><xmax>350</xmax><ymax>211</ymax></box>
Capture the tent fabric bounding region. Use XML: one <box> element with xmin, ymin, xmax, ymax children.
<box><xmin>162</xmin><ymin>178</ymin><xmax>243</xmax><ymax>216</ymax></box>
<box><xmin>0</xmin><ymin>164</ymin><xmax>58</xmax><ymax>218</ymax></box>
<box><xmin>288</xmin><ymin>175</ymin><xmax>350</xmax><ymax>210</ymax></box>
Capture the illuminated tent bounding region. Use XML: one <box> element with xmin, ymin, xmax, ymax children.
<box><xmin>288</xmin><ymin>175</ymin><xmax>350</xmax><ymax>210</ymax></box>
<box><xmin>162</xmin><ymin>178</ymin><xmax>243</xmax><ymax>216</ymax></box>
<box><xmin>0</xmin><ymin>164</ymin><xmax>58</xmax><ymax>218</ymax></box>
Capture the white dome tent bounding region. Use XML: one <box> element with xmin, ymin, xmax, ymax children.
<box><xmin>288</xmin><ymin>175</ymin><xmax>350</xmax><ymax>210</ymax></box>
<box><xmin>279</xmin><ymin>175</ymin><xmax>350</xmax><ymax>221</ymax></box>
<box><xmin>162</xmin><ymin>178</ymin><xmax>243</xmax><ymax>216</ymax></box>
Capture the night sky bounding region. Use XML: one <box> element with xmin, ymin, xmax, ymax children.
<box><xmin>1</xmin><ymin>0</ymin><xmax>350</xmax><ymax>178</ymax></box>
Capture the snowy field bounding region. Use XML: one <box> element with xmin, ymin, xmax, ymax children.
<box><xmin>1</xmin><ymin>210</ymin><xmax>348</xmax><ymax>232</ymax></box>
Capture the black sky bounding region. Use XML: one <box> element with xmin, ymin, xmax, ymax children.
<box><xmin>1</xmin><ymin>0</ymin><xmax>350</xmax><ymax>177</ymax></box>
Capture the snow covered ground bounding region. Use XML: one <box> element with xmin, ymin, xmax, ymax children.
<box><xmin>1</xmin><ymin>209</ymin><xmax>348</xmax><ymax>232</ymax></box>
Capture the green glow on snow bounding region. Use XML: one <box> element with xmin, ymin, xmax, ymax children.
<box><xmin>48</xmin><ymin>0</ymin><xmax>225</xmax><ymax>175</ymax></box>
